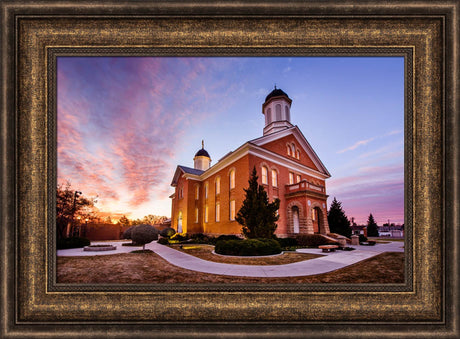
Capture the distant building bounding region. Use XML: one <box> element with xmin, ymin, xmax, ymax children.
<box><xmin>379</xmin><ymin>224</ymin><xmax>404</xmax><ymax>238</ymax></box>
<box><xmin>169</xmin><ymin>88</ymin><xmax>331</xmax><ymax>237</ymax></box>
<box><xmin>351</xmin><ymin>225</ymin><xmax>367</xmax><ymax>237</ymax></box>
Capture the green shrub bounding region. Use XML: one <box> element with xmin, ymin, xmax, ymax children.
<box><xmin>122</xmin><ymin>226</ymin><xmax>136</xmax><ymax>240</ymax></box>
<box><xmin>216</xmin><ymin>234</ymin><xmax>241</xmax><ymax>242</ymax></box>
<box><xmin>170</xmin><ymin>233</ymin><xmax>188</xmax><ymax>242</ymax></box>
<box><xmin>190</xmin><ymin>233</ymin><xmax>215</xmax><ymax>244</ymax></box>
<box><xmin>131</xmin><ymin>224</ymin><xmax>159</xmax><ymax>250</ymax></box>
<box><xmin>57</xmin><ymin>237</ymin><xmax>90</xmax><ymax>249</ymax></box>
<box><xmin>158</xmin><ymin>237</ymin><xmax>169</xmax><ymax>245</ymax></box>
<box><xmin>276</xmin><ymin>237</ymin><xmax>298</xmax><ymax>249</ymax></box>
<box><xmin>160</xmin><ymin>227</ymin><xmax>176</xmax><ymax>238</ymax></box>
<box><xmin>359</xmin><ymin>234</ymin><xmax>368</xmax><ymax>242</ymax></box>
<box><xmin>296</xmin><ymin>234</ymin><xmax>339</xmax><ymax>248</ymax></box>
<box><xmin>215</xmin><ymin>238</ymin><xmax>281</xmax><ymax>256</ymax></box>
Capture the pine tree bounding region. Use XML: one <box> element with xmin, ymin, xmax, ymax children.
<box><xmin>366</xmin><ymin>213</ymin><xmax>379</xmax><ymax>237</ymax></box>
<box><xmin>327</xmin><ymin>197</ymin><xmax>352</xmax><ymax>238</ymax></box>
<box><xmin>236</xmin><ymin>167</ymin><xmax>280</xmax><ymax>239</ymax></box>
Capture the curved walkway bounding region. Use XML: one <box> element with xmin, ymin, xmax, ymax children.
<box><xmin>57</xmin><ymin>240</ymin><xmax>404</xmax><ymax>278</ymax></box>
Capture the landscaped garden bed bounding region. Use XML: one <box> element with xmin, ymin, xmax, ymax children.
<box><xmin>169</xmin><ymin>244</ymin><xmax>323</xmax><ymax>265</ymax></box>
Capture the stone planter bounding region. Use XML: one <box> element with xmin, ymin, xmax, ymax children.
<box><xmin>83</xmin><ymin>245</ymin><xmax>116</xmax><ymax>251</ymax></box>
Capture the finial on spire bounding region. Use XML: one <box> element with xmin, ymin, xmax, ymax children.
<box><xmin>202</xmin><ymin>140</ymin><xmax>204</xmax><ymax>149</ymax></box>
<box><xmin>274</xmin><ymin>83</ymin><xmax>277</xmax><ymax>90</ymax></box>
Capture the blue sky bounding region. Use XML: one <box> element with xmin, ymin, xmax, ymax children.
<box><xmin>57</xmin><ymin>56</ymin><xmax>404</xmax><ymax>224</ymax></box>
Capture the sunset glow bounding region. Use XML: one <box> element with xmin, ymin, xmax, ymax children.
<box><xmin>57</xmin><ymin>57</ymin><xmax>404</xmax><ymax>224</ymax></box>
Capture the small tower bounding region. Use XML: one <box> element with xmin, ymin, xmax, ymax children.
<box><xmin>262</xmin><ymin>86</ymin><xmax>293</xmax><ymax>135</ymax></box>
<box><xmin>194</xmin><ymin>140</ymin><xmax>211</xmax><ymax>170</ymax></box>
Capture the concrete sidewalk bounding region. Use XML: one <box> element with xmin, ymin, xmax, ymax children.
<box><xmin>57</xmin><ymin>240</ymin><xmax>404</xmax><ymax>278</ymax></box>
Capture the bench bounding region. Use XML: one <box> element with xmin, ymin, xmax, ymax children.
<box><xmin>318</xmin><ymin>245</ymin><xmax>339</xmax><ymax>253</ymax></box>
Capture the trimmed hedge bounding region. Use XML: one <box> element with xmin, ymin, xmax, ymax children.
<box><xmin>216</xmin><ymin>234</ymin><xmax>242</xmax><ymax>242</ymax></box>
<box><xmin>122</xmin><ymin>226</ymin><xmax>136</xmax><ymax>240</ymax></box>
<box><xmin>296</xmin><ymin>234</ymin><xmax>339</xmax><ymax>248</ymax></box>
<box><xmin>359</xmin><ymin>234</ymin><xmax>368</xmax><ymax>242</ymax></box>
<box><xmin>131</xmin><ymin>224</ymin><xmax>159</xmax><ymax>249</ymax></box>
<box><xmin>215</xmin><ymin>238</ymin><xmax>281</xmax><ymax>256</ymax></box>
<box><xmin>190</xmin><ymin>233</ymin><xmax>216</xmax><ymax>244</ymax></box>
<box><xmin>157</xmin><ymin>237</ymin><xmax>169</xmax><ymax>245</ymax></box>
<box><xmin>170</xmin><ymin>233</ymin><xmax>188</xmax><ymax>242</ymax></box>
<box><xmin>57</xmin><ymin>237</ymin><xmax>90</xmax><ymax>249</ymax></box>
<box><xmin>160</xmin><ymin>227</ymin><xmax>176</xmax><ymax>238</ymax></box>
<box><xmin>276</xmin><ymin>237</ymin><xmax>298</xmax><ymax>249</ymax></box>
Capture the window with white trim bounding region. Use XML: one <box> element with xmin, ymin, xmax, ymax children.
<box><xmin>215</xmin><ymin>177</ymin><xmax>221</xmax><ymax>195</ymax></box>
<box><xmin>229</xmin><ymin>169</ymin><xmax>235</xmax><ymax>189</ymax></box>
<box><xmin>287</xmin><ymin>145</ymin><xmax>291</xmax><ymax>156</ymax></box>
<box><xmin>296</xmin><ymin>149</ymin><xmax>300</xmax><ymax>159</ymax></box>
<box><xmin>215</xmin><ymin>202</ymin><xmax>220</xmax><ymax>222</ymax></box>
<box><xmin>261</xmin><ymin>166</ymin><xmax>268</xmax><ymax>185</ymax></box>
<box><xmin>296</xmin><ymin>174</ymin><xmax>301</xmax><ymax>183</ymax></box>
<box><xmin>204</xmin><ymin>182</ymin><xmax>208</xmax><ymax>199</ymax></box>
<box><xmin>271</xmin><ymin>169</ymin><xmax>278</xmax><ymax>187</ymax></box>
<box><xmin>230</xmin><ymin>200</ymin><xmax>236</xmax><ymax>220</ymax></box>
<box><xmin>289</xmin><ymin>172</ymin><xmax>294</xmax><ymax>185</ymax></box>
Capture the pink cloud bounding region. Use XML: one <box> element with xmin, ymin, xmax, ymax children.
<box><xmin>327</xmin><ymin>164</ymin><xmax>404</xmax><ymax>224</ymax></box>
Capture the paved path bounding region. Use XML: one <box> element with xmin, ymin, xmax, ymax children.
<box><xmin>57</xmin><ymin>240</ymin><xmax>404</xmax><ymax>278</ymax></box>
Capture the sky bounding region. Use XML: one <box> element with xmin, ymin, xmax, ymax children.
<box><xmin>57</xmin><ymin>56</ymin><xmax>404</xmax><ymax>225</ymax></box>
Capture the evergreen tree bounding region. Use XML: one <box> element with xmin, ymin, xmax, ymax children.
<box><xmin>236</xmin><ymin>167</ymin><xmax>280</xmax><ymax>239</ymax></box>
<box><xmin>327</xmin><ymin>197</ymin><xmax>352</xmax><ymax>238</ymax></box>
<box><xmin>366</xmin><ymin>213</ymin><xmax>379</xmax><ymax>237</ymax></box>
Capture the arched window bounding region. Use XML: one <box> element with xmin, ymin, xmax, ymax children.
<box><xmin>287</xmin><ymin>145</ymin><xmax>291</xmax><ymax>156</ymax></box>
<box><xmin>275</xmin><ymin>104</ymin><xmax>282</xmax><ymax>120</ymax></box>
<box><xmin>204</xmin><ymin>182</ymin><xmax>208</xmax><ymax>199</ymax></box>
<box><xmin>296</xmin><ymin>149</ymin><xmax>300</xmax><ymax>159</ymax></box>
<box><xmin>271</xmin><ymin>169</ymin><xmax>278</xmax><ymax>187</ymax></box>
<box><xmin>285</xmin><ymin>105</ymin><xmax>290</xmax><ymax>121</ymax></box>
<box><xmin>215</xmin><ymin>202</ymin><xmax>220</xmax><ymax>222</ymax></box>
<box><xmin>215</xmin><ymin>177</ymin><xmax>221</xmax><ymax>195</ymax></box>
<box><xmin>229</xmin><ymin>169</ymin><xmax>235</xmax><ymax>189</ymax></box>
<box><xmin>261</xmin><ymin>166</ymin><xmax>268</xmax><ymax>184</ymax></box>
<box><xmin>267</xmin><ymin>108</ymin><xmax>272</xmax><ymax>124</ymax></box>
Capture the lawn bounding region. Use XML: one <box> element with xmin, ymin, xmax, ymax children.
<box><xmin>57</xmin><ymin>251</ymin><xmax>404</xmax><ymax>284</ymax></box>
<box><xmin>170</xmin><ymin>244</ymin><xmax>323</xmax><ymax>265</ymax></box>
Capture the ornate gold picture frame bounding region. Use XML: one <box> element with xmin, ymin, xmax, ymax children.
<box><xmin>1</xmin><ymin>1</ymin><xmax>458</xmax><ymax>337</ymax></box>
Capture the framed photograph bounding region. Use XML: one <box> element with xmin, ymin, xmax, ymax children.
<box><xmin>1</xmin><ymin>1</ymin><xmax>458</xmax><ymax>338</ymax></box>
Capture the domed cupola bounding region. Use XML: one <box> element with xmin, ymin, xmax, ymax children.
<box><xmin>194</xmin><ymin>140</ymin><xmax>211</xmax><ymax>170</ymax></box>
<box><xmin>262</xmin><ymin>86</ymin><xmax>293</xmax><ymax>135</ymax></box>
